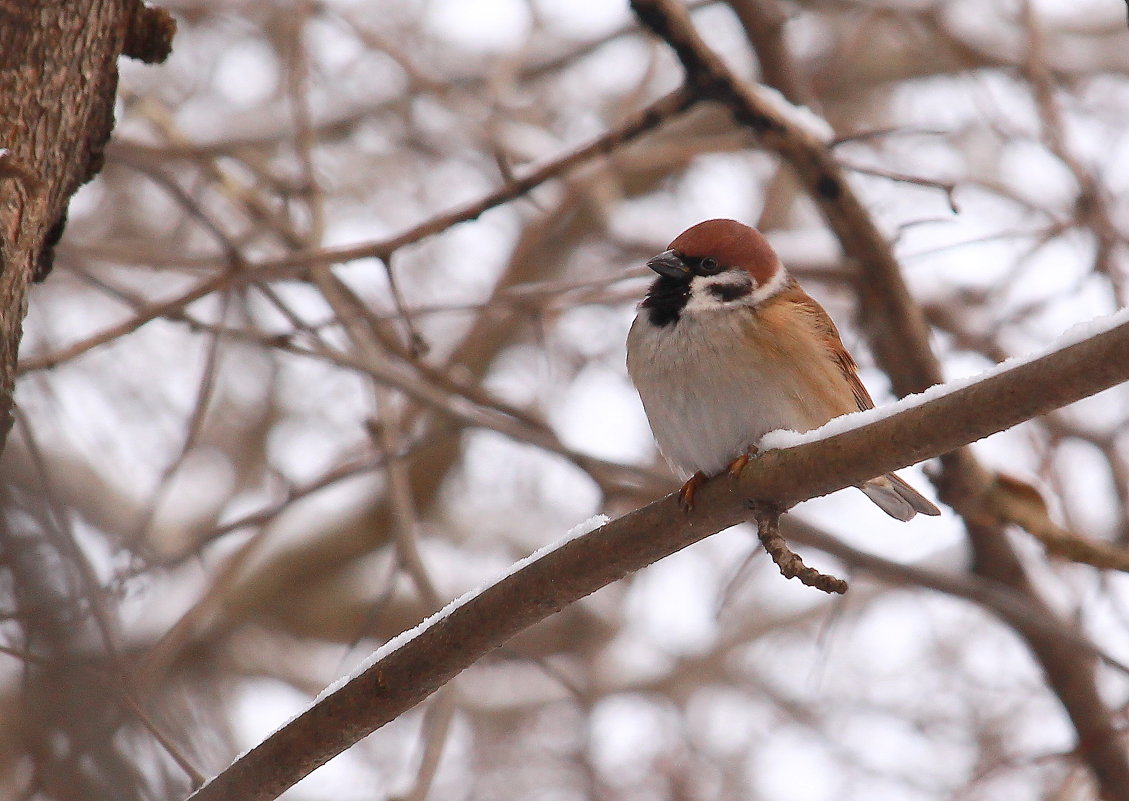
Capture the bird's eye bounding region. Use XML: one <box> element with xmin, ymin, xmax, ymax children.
<box><xmin>699</xmin><ymin>257</ymin><xmax>721</xmax><ymax>274</ymax></box>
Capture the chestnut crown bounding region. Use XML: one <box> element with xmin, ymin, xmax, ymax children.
<box><xmin>666</xmin><ymin>218</ymin><xmax>780</xmax><ymax>285</ymax></box>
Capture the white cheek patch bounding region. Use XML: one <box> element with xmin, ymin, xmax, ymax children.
<box><xmin>746</xmin><ymin>260</ymin><xmax>788</xmax><ymax>306</ymax></box>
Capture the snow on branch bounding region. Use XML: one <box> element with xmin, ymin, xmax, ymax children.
<box><xmin>188</xmin><ymin>313</ymin><xmax>1129</xmax><ymax>801</ymax></box>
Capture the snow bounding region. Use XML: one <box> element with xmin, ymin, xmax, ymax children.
<box><xmin>758</xmin><ymin>305</ymin><xmax>1129</xmax><ymax>452</ymax></box>
<box><xmin>752</xmin><ymin>84</ymin><xmax>835</xmax><ymax>143</ymax></box>
<box><xmin>512</xmin><ymin>512</ymin><xmax>612</xmax><ymax>572</ymax></box>
<box><xmin>311</xmin><ymin>513</ymin><xmax>612</xmax><ymax>704</ymax></box>
<box><xmin>196</xmin><ymin>511</ymin><xmax>619</xmax><ymax>789</ymax></box>
<box><xmin>566</xmin><ymin>512</ymin><xmax>614</xmax><ymax>538</ymax></box>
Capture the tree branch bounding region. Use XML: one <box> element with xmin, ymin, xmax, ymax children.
<box><xmin>186</xmin><ymin>314</ymin><xmax>1129</xmax><ymax>801</ymax></box>
<box><xmin>631</xmin><ymin>0</ymin><xmax>939</xmax><ymax>392</ymax></box>
<box><xmin>628</xmin><ymin>2</ymin><xmax>1129</xmax><ymax>795</ymax></box>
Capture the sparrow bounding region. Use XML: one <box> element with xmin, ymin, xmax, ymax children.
<box><xmin>626</xmin><ymin>218</ymin><xmax>940</xmax><ymax>520</ymax></box>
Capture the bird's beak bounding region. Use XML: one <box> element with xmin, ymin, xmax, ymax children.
<box><xmin>646</xmin><ymin>250</ymin><xmax>689</xmax><ymax>279</ymax></box>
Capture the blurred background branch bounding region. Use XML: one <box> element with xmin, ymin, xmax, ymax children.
<box><xmin>3</xmin><ymin>1</ymin><xmax>1129</xmax><ymax>800</ymax></box>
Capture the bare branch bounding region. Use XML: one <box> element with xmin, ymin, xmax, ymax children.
<box><xmin>753</xmin><ymin>507</ymin><xmax>848</xmax><ymax>594</ymax></box>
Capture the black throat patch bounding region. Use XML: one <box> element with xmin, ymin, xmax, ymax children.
<box><xmin>641</xmin><ymin>275</ymin><xmax>690</xmax><ymax>327</ymax></box>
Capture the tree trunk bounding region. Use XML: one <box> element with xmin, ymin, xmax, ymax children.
<box><xmin>0</xmin><ymin>0</ymin><xmax>173</xmax><ymax>446</ymax></box>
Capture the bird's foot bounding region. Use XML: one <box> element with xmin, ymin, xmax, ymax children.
<box><xmin>677</xmin><ymin>472</ymin><xmax>706</xmax><ymax>512</ymax></box>
<box><xmin>725</xmin><ymin>448</ymin><xmax>757</xmax><ymax>479</ymax></box>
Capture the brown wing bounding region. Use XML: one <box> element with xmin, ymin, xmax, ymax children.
<box><xmin>775</xmin><ymin>284</ymin><xmax>875</xmax><ymax>412</ymax></box>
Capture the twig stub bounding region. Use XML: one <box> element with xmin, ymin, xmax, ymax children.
<box><xmin>752</xmin><ymin>507</ymin><xmax>848</xmax><ymax>595</ymax></box>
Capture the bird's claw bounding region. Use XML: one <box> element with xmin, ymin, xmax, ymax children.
<box><xmin>725</xmin><ymin>452</ymin><xmax>751</xmax><ymax>478</ymax></box>
<box><xmin>677</xmin><ymin>472</ymin><xmax>705</xmax><ymax>512</ymax></box>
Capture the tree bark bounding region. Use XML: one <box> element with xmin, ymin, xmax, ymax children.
<box><xmin>0</xmin><ymin>0</ymin><xmax>173</xmax><ymax>446</ymax></box>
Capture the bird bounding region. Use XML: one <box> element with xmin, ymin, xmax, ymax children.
<box><xmin>626</xmin><ymin>218</ymin><xmax>940</xmax><ymax>520</ymax></box>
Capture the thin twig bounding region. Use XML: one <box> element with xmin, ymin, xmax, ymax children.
<box><xmin>18</xmin><ymin>89</ymin><xmax>696</xmax><ymax>376</ymax></box>
<box><xmin>836</xmin><ymin>158</ymin><xmax>959</xmax><ymax>214</ymax></box>
<box><xmin>751</xmin><ymin>507</ymin><xmax>847</xmax><ymax>594</ymax></box>
<box><xmin>254</xmin><ymin>88</ymin><xmax>696</xmax><ymax>270</ymax></box>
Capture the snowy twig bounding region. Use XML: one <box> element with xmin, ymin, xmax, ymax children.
<box><xmin>187</xmin><ymin>313</ymin><xmax>1129</xmax><ymax>801</ymax></box>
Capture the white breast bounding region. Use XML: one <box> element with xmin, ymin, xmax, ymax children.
<box><xmin>627</xmin><ymin>306</ymin><xmax>835</xmax><ymax>478</ymax></box>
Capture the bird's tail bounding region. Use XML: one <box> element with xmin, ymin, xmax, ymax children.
<box><xmin>859</xmin><ymin>473</ymin><xmax>941</xmax><ymax>521</ymax></box>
